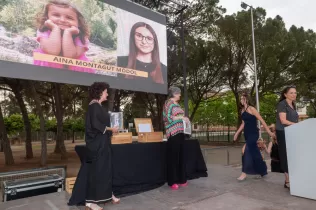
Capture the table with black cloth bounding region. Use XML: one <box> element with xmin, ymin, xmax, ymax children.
<box><xmin>68</xmin><ymin>139</ymin><xmax>207</xmax><ymax>205</ymax></box>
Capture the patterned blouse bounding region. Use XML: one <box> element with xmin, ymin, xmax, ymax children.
<box><xmin>163</xmin><ymin>99</ymin><xmax>184</xmax><ymax>138</ymax></box>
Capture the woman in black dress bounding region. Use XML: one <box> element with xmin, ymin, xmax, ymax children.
<box><xmin>84</xmin><ymin>82</ymin><xmax>120</xmax><ymax>210</ymax></box>
<box><xmin>276</xmin><ymin>86</ymin><xmax>298</xmax><ymax>189</ymax></box>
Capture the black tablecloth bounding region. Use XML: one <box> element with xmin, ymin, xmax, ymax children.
<box><xmin>69</xmin><ymin>139</ymin><xmax>207</xmax><ymax>205</ymax></box>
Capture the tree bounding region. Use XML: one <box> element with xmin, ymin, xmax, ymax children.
<box><xmin>259</xmin><ymin>93</ymin><xmax>279</xmax><ymax>125</ymax></box>
<box><xmin>193</xmin><ymin>91</ymin><xmax>277</xmax><ymax>127</ymax></box>
<box><xmin>215</xmin><ymin>10</ymin><xmax>253</xmax><ymax>127</ymax></box>
<box><xmin>3</xmin><ymin>114</ymin><xmax>24</xmax><ymax>135</ymax></box>
<box><xmin>289</xmin><ymin>29</ymin><xmax>316</xmax><ymax>114</ymax></box>
<box><xmin>35</xmin><ymin>82</ymin><xmax>86</xmax><ymax>159</ymax></box>
<box><xmin>0</xmin><ymin>105</ymin><xmax>14</xmax><ymax>165</ymax></box>
<box><xmin>4</xmin><ymin>79</ymin><xmax>33</xmax><ymax>159</ymax></box>
<box><xmin>29</xmin><ymin>81</ymin><xmax>47</xmax><ymax>166</ymax></box>
<box><xmin>249</xmin><ymin>16</ymin><xmax>308</xmax><ymax>98</ymax></box>
<box><xmin>186</xmin><ymin>38</ymin><xmax>227</xmax><ymax>120</ymax></box>
<box><xmin>193</xmin><ymin>92</ymin><xmax>238</xmax><ymax>127</ymax></box>
<box><xmin>52</xmin><ymin>83</ymin><xmax>67</xmax><ymax>159</ymax></box>
<box><xmin>0</xmin><ymin>92</ymin><xmax>20</xmax><ymax>117</ymax></box>
<box><xmin>64</xmin><ymin>118</ymin><xmax>84</xmax><ymax>143</ymax></box>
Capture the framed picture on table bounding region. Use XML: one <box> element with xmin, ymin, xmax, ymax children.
<box><xmin>109</xmin><ymin>112</ymin><xmax>124</xmax><ymax>130</ymax></box>
<box><xmin>183</xmin><ymin>119</ymin><xmax>192</xmax><ymax>135</ymax></box>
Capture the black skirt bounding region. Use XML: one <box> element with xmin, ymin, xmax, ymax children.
<box><xmin>276</xmin><ymin>130</ymin><xmax>288</xmax><ymax>173</ymax></box>
<box><xmin>68</xmin><ymin>134</ymin><xmax>112</xmax><ymax>206</ymax></box>
<box><xmin>166</xmin><ymin>133</ymin><xmax>187</xmax><ymax>186</ymax></box>
<box><xmin>271</xmin><ymin>160</ymin><xmax>283</xmax><ymax>173</ymax></box>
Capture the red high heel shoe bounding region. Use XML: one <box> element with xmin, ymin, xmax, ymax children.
<box><xmin>179</xmin><ymin>182</ymin><xmax>188</xmax><ymax>187</ymax></box>
<box><xmin>170</xmin><ymin>184</ymin><xmax>179</xmax><ymax>190</ymax></box>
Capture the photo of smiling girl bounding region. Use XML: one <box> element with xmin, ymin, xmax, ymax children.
<box><xmin>33</xmin><ymin>0</ymin><xmax>94</xmax><ymax>73</ymax></box>
<box><xmin>117</xmin><ymin>21</ymin><xmax>167</xmax><ymax>85</ymax></box>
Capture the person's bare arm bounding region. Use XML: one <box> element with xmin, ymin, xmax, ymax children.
<box><xmin>106</xmin><ymin>126</ymin><xmax>119</xmax><ymax>133</ymax></box>
<box><xmin>265</xmin><ymin>141</ymin><xmax>273</xmax><ymax>154</ymax></box>
<box><xmin>242</xmin><ymin>144</ymin><xmax>246</xmax><ymax>154</ymax></box>
<box><xmin>250</xmin><ymin>107</ymin><xmax>275</xmax><ymax>138</ymax></box>
<box><xmin>40</xmin><ymin>20</ymin><xmax>61</xmax><ymax>55</ymax></box>
<box><xmin>279</xmin><ymin>113</ymin><xmax>296</xmax><ymax>126</ymax></box>
<box><xmin>62</xmin><ymin>27</ymin><xmax>85</xmax><ymax>58</ymax></box>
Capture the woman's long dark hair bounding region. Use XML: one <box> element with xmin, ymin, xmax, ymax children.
<box><xmin>279</xmin><ymin>86</ymin><xmax>296</xmax><ymax>110</ymax></box>
<box><xmin>240</xmin><ymin>92</ymin><xmax>254</xmax><ymax>111</ymax></box>
<box><xmin>126</xmin><ymin>22</ymin><xmax>163</xmax><ymax>84</ymax></box>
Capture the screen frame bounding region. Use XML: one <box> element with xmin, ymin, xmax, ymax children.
<box><xmin>0</xmin><ymin>0</ymin><xmax>167</xmax><ymax>94</ymax></box>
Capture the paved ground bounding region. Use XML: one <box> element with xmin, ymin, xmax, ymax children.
<box><xmin>0</xmin><ymin>164</ymin><xmax>315</xmax><ymax>210</ymax></box>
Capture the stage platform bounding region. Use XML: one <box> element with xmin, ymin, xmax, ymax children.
<box><xmin>0</xmin><ymin>164</ymin><xmax>315</xmax><ymax>210</ymax></box>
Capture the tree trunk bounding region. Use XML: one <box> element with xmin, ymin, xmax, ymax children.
<box><xmin>72</xmin><ymin>130</ymin><xmax>75</xmax><ymax>143</ymax></box>
<box><xmin>53</xmin><ymin>83</ymin><xmax>67</xmax><ymax>160</ymax></box>
<box><xmin>108</xmin><ymin>88</ymin><xmax>116</xmax><ymax>112</ymax></box>
<box><xmin>154</xmin><ymin>94</ymin><xmax>166</xmax><ymax>131</ymax></box>
<box><xmin>0</xmin><ymin>132</ymin><xmax>3</xmax><ymax>152</ymax></box>
<box><xmin>5</xmin><ymin>79</ymin><xmax>33</xmax><ymax>159</ymax></box>
<box><xmin>113</xmin><ymin>90</ymin><xmax>122</xmax><ymax>112</ymax></box>
<box><xmin>0</xmin><ymin>105</ymin><xmax>14</xmax><ymax>165</ymax></box>
<box><xmin>0</xmin><ymin>140</ymin><xmax>3</xmax><ymax>152</ymax></box>
<box><xmin>11</xmin><ymin>83</ymin><xmax>33</xmax><ymax>159</ymax></box>
<box><xmin>29</xmin><ymin>82</ymin><xmax>47</xmax><ymax>166</ymax></box>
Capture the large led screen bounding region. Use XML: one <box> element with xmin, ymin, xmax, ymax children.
<box><xmin>0</xmin><ymin>0</ymin><xmax>167</xmax><ymax>94</ymax></box>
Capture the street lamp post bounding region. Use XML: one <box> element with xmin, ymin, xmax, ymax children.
<box><xmin>241</xmin><ymin>2</ymin><xmax>261</xmax><ymax>137</ymax></box>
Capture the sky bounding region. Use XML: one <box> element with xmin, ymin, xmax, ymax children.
<box><xmin>218</xmin><ymin>0</ymin><xmax>316</xmax><ymax>31</ymax></box>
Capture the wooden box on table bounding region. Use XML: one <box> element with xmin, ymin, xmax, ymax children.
<box><xmin>134</xmin><ymin>118</ymin><xmax>163</xmax><ymax>143</ymax></box>
<box><xmin>111</xmin><ymin>132</ymin><xmax>133</xmax><ymax>144</ymax></box>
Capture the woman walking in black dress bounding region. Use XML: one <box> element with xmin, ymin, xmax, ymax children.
<box><xmin>234</xmin><ymin>93</ymin><xmax>275</xmax><ymax>181</ymax></box>
<box><xmin>276</xmin><ymin>86</ymin><xmax>298</xmax><ymax>189</ymax></box>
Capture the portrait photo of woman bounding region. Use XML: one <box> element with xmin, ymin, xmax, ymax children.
<box><xmin>116</xmin><ymin>11</ymin><xmax>167</xmax><ymax>85</ymax></box>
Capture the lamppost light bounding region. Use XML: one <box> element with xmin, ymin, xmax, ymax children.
<box><xmin>241</xmin><ymin>2</ymin><xmax>248</xmax><ymax>9</ymax></box>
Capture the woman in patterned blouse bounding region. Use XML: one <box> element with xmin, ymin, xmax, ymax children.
<box><xmin>163</xmin><ymin>86</ymin><xmax>190</xmax><ymax>190</ymax></box>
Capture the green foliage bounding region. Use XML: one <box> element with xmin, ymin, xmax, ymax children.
<box><xmin>63</xmin><ymin>118</ymin><xmax>85</xmax><ymax>132</ymax></box>
<box><xmin>0</xmin><ymin>93</ymin><xmax>20</xmax><ymax>117</ymax></box>
<box><xmin>192</xmin><ymin>92</ymin><xmax>238</xmax><ymax>127</ymax></box>
<box><xmin>3</xmin><ymin>113</ymin><xmax>85</xmax><ymax>134</ymax></box>
<box><xmin>46</xmin><ymin>118</ymin><xmax>57</xmax><ymax>132</ymax></box>
<box><xmin>28</xmin><ymin>113</ymin><xmax>40</xmax><ymax>131</ymax></box>
<box><xmin>259</xmin><ymin>93</ymin><xmax>278</xmax><ymax>125</ymax></box>
<box><xmin>193</xmin><ymin>92</ymin><xmax>279</xmax><ymax>126</ymax></box>
<box><xmin>4</xmin><ymin>113</ymin><xmax>24</xmax><ymax>135</ymax></box>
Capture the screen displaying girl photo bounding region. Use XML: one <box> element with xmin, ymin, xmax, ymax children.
<box><xmin>116</xmin><ymin>9</ymin><xmax>167</xmax><ymax>85</ymax></box>
<box><xmin>0</xmin><ymin>0</ymin><xmax>168</xmax><ymax>94</ymax></box>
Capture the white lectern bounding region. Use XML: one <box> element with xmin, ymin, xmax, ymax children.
<box><xmin>285</xmin><ymin>118</ymin><xmax>316</xmax><ymax>200</ymax></box>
